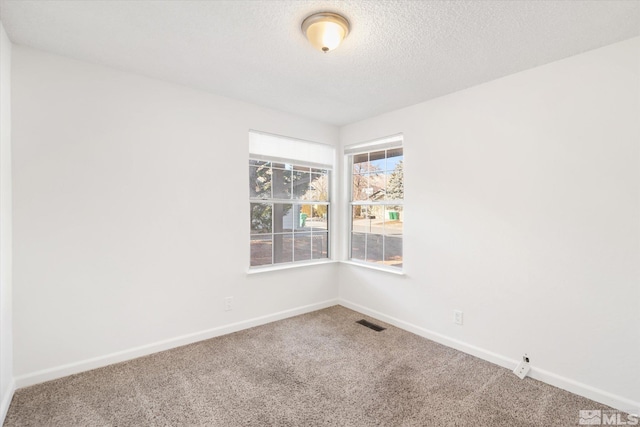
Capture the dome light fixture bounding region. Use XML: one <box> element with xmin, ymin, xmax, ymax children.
<box><xmin>301</xmin><ymin>12</ymin><xmax>350</xmax><ymax>53</ymax></box>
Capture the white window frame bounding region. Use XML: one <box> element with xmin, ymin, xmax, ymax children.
<box><xmin>249</xmin><ymin>131</ymin><xmax>334</xmax><ymax>272</ymax></box>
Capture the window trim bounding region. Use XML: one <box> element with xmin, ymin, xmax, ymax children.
<box><xmin>340</xmin><ymin>260</ymin><xmax>406</xmax><ymax>276</ymax></box>
<box><xmin>247</xmin><ymin>258</ymin><xmax>337</xmax><ymax>275</ymax></box>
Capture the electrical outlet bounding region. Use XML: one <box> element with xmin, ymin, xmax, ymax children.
<box><xmin>513</xmin><ymin>360</ymin><xmax>531</xmax><ymax>379</ymax></box>
<box><xmin>453</xmin><ymin>310</ymin><xmax>463</xmax><ymax>325</ymax></box>
<box><xmin>224</xmin><ymin>296</ymin><xmax>233</xmax><ymax>311</ymax></box>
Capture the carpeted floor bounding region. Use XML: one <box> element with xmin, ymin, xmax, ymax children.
<box><xmin>4</xmin><ymin>306</ymin><xmax>618</xmax><ymax>426</ymax></box>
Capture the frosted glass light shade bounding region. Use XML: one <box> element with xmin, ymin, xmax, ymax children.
<box><xmin>302</xmin><ymin>12</ymin><xmax>350</xmax><ymax>53</ymax></box>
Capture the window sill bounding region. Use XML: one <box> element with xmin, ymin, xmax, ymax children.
<box><xmin>340</xmin><ymin>260</ymin><xmax>406</xmax><ymax>276</ymax></box>
<box><xmin>247</xmin><ymin>259</ymin><xmax>337</xmax><ymax>275</ymax></box>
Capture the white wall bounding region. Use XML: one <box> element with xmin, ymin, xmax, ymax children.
<box><xmin>11</xmin><ymin>46</ymin><xmax>339</xmax><ymax>384</ymax></box>
<box><xmin>339</xmin><ymin>37</ymin><xmax>640</xmax><ymax>412</ymax></box>
<box><xmin>0</xmin><ymin>20</ymin><xmax>14</xmax><ymax>423</ymax></box>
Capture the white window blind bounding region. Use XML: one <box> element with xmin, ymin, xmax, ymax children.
<box><xmin>344</xmin><ymin>133</ymin><xmax>403</xmax><ymax>155</ymax></box>
<box><xmin>249</xmin><ymin>131</ymin><xmax>334</xmax><ymax>169</ymax></box>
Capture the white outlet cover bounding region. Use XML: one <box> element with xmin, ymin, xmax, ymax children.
<box><xmin>224</xmin><ymin>297</ymin><xmax>233</xmax><ymax>311</ymax></box>
<box><xmin>513</xmin><ymin>361</ymin><xmax>531</xmax><ymax>379</ymax></box>
<box><xmin>453</xmin><ymin>310</ymin><xmax>463</xmax><ymax>325</ymax></box>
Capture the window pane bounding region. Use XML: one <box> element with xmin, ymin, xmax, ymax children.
<box><xmin>309</xmin><ymin>173</ymin><xmax>329</xmax><ymax>201</ymax></box>
<box><xmin>292</xmin><ymin>170</ymin><xmax>311</xmax><ymax>199</ymax></box>
<box><xmin>368</xmin><ymin>171</ymin><xmax>385</xmax><ymax>200</ymax></box>
<box><xmin>351</xmin><ymin>232</ymin><xmax>366</xmax><ymax>261</ymax></box>
<box><xmin>272</xmin><ymin>168</ymin><xmax>292</xmax><ymax>199</ymax></box>
<box><xmin>297</xmin><ymin>204</ymin><xmax>312</xmax><ymax>232</ymax></box>
<box><xmin>273</xmin><ymin>203</ymin><xmax>293</xmax><ymax>232</ymax></box>
<box><xmin>249</xmin><ymin>160</ymin><xmax>270</xmax><ymax>167</ymax></box>
<box><xmin>352</xmin><ymin>174</ymin><xmax>368</xmax><ymax>201</ymax></box>
<box><xmin>249</xmin><ymin>165</ymin><xmax>271</xmax><ymax>199</ymax></box>
<box><xmin>310</xmin><ymin>205</ymin><xmax>328</xmax><ymax>231</ymax></box>
<box><xmin>368</xmin><ymin>205</ymin><xmax>385</xmax><ymax>235</ymax></box>
<box><xmin>294</xmin><ymin>233</ymin><xmax>312</xmax><ymax>262</ymax></box>
<box><xmin>366</xmin><ymin>233</ymin><xmax>384</xmax><ymax>263</ymax></box>
<box><xmin>353</xmin><ymin>153</ymin><xmax>369</xmax><ymax>174</ymax></box>
<box><xmin>352</xmin><ymin>205</ymin><xmax>370</xmax><ymax>233</ymax></box>
<box><xmin>312</xmin><ymin>232</ymin><xmax>328</xmax><ymax>259</ymax></box>
<box><xmin>384</xmin><ymin>206</ymin><xmax>403</xmax><ymax>235</ymax></box>
<box><xmin>386</xmin><ymin>147</ymin><xmax>403</xmax><ymax>171</ymax></box>
<box><xmin>250</xmin><ymin>203</ymin><xmax>272</xmax><ymax>233</ymax></box>
<box><xmin>385</xmin><ymin>160</ymin><xmax>403</xmax><ymax>201</ymax></box>
<box><xmin>369</xmin><ymin>149</ymin><xmax>386</xmax><ymax>171</ymax></box>
<box><xmin>250</xmin><ymin>235</ymin><xmax>272</xmax><ymax>266</ymax></box>
<box><xmin>274</xmin><ymin>233</ymin><xmax>293</xmax><ymax>264</ymax></box>
<box><xmin>384</xmin><ymin>236</ymin><xmax>402</xmax><ymax>268</ymax></box>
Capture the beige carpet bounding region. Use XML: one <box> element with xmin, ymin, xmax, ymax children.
<box><xmin>4</xmin><ymin>306</ymin><xmax>618</xmax><ymax>426</ymax></box>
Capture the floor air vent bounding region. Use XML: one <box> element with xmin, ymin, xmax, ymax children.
<box><xmin>356</xmin><ymin>319</ymin><xmax>386</xmax><ymax>332</ymax></box>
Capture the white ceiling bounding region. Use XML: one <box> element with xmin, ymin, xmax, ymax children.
<box><xmin>1</xmin><ymin>1</ymin><xmax>639</xmax><ymax>126</ymax></box>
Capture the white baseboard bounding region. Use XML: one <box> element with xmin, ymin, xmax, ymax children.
<box><xmin>14</xmin><ymin>298</ymin><xmax>339</xmax><ymax>389</ymax></box>
<box><xmin>1</xmin><ymin>379</ymin><xmax>16</xmax><ymax>425</ymax></box>
<box><xmin>338</xmin><ymin>298</ymin><xmax>639</xmax><ymax>415</ymax></box>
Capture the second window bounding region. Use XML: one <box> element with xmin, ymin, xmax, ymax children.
<box><xmin>349</xmin><ymin>145</ymin><xmax>403</xmax><ymax>269</ymax></box>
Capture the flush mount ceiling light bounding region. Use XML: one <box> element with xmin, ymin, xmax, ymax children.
<box><xmin>301</xmin><ymin>12</ymin><xmax>350</xmax><ymax>53</ymax></box>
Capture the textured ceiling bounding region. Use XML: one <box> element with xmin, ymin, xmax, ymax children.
<box><xmin>1</xmin><ymin>1</ymin><xmax>639</xmax><ymax>126</ymax></box>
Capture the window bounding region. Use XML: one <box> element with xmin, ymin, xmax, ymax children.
<box><xmin>249</xmin><ymin>131</ymin><xmax>333</xmax><ymax>268</ymax></box>
<box><xmin>347</xmin><ymin>139</ymin><xmax>403</xmax><ymax>269</ymax></box>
